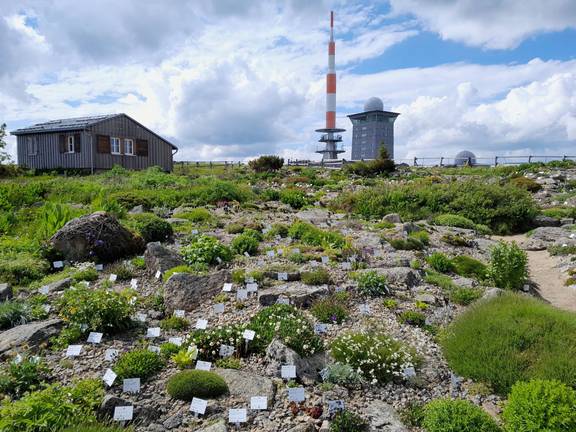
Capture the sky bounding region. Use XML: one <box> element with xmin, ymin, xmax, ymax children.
<box><xmin>1</xmin><ymin>0</ymin><xmax>576</xmax><ymax>163</ymax></box>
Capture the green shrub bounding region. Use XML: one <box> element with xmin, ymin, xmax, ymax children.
<box><xmin>248</xmin><ymin>304</ymin><xmax>323</xmax><ymax>357</ymax></box>
<box><xmin>160</xmin><ymin>316</ymin><xmax>189</xmax><ymax>331</ymax></box>
<box><xmin>385</xmin><ymin>237</ymin><xmax>425</xmax><ymax>250</ymax></box>
<box><xmin>488</xmin><ymin>241</ymin><xmax>528</xmax><ymax>290</ymax></box>
<box><xmin>410</xmin><ymin>230</ymin><xmax>430</xmax><ymax>245</ymax></box>
<box><xmin>37</xmin><ymin>202</ymin><xmax>77</xmax><ymax>240</ymax></box>
<box><xmin>280</xmin><ymin>189</ymin><xmax>308</xmax><ymax>209</ymax></box>
<box><xmin>331</xmin><ymin>331</ymin><xmax>415</xmax><ymax>384</ymax></box>
<box><xmin>0</xmin><ymin>301</ymin><xmax>31</xmax><ymax>330</ymax></box>
<box><xmin>440</xmin><ymin>293</ymin><xmax>576</xmax><ymax>394</ymax></box>
<box><xmin>127</xmin><ymin>213</ymin><xmax>173</xmax><ymax>242</ymax></box>
<box><xmin>113</xmin><ymin>349</ymin><xmax>164</xmax><ymax>380</ymax></box>
<box><xmin>509</xmin><ymin>176</ymin><xmax>542</xmax><ymax>193</ymax></box>
<box><xmin>59</xmin><ymin>424</ymin><xmax>133</xmax><ymax>432</ymax></box>
<box><xmin>434</xmin><ymin>214</ymin><xmax>482</xmax><ymax>230</ymax></box>
<box><xmin>231</xmin><ymin>230</ymin><xmax>261</xmax><ymax>256</ymax></box>
<box><xmin>542</xmin><ymin>207</ymin><xmax>576</xmax><ymax>220</ymax></box>
<box><xmin>311</xmin><ymin>296</ymin><xmax>349</xmax><ymax>324</ymax></box>
<box><xmin>426</xmin><ymin>252</ymin><xmax>455</xmax><ymax>273</ymax></box>
<box><xmin>301</xmin><ymin>268</ymin><xmax>331</xmax><ymax>285</ymax></box>
<box><xmin>72</xmin><ymin>267</ymin><xmax>99</xmax><ymax>282</ymax></box>
<box><xmin>330</xmin><ymin>410</ymin><xmax>369</xmax><ymax>431</ymax></box>
<box><xmin>355</xmin><ymin>271</ymin><xmax>389</xmax><ymax>297</ymax></box>
<box><xmin>57</xmin><ymin>286</ymin><xmax>135</xmax><ymax>334</ymax></box>
<box><xmin>265</xmin><ymin>223</ymin><xmax>289</xmax><ymax>239</ymax></box>
<box><xmin>400</xmin><ymin>401</ymin><xmax>425</xmax><ymax>427</ymax></box>
<box><xmin>424</xmin><ymin>270</ymin><xmax>456</xmax><ymax>291</ymax></box>
<box><xmin>180</xmin><ymin>234</ymin><xmax>232</xmax><ymax>266</ymax></box>
<box><xmin>449</xmin><ymin>286</ymin><xmax>483</xmax><ymax>305</ymax></box>
<box><xmin>160</xmin><ymin>342</ymin><xmax>181</xmax><ymax>359</ymax></box>
<box><xmin>173</xmin><ymin>207</ymin><xmax>212</xmax><ymax>223</ymax></box>
<box><xmin>452</xmin><ymin>255</ymin><xmax>487</xmax><ymax>280</ymax></box>
<box><xmin>344</xmin><ymin>158</ymin><xmax>395</xmax><ymax>177</ymax></box>
<box><xmin>398</xmin><ymin>310</ymin><xmax>426</xmax><ymax>327</ymax></box>
<box><xmin>502</xmin><ymin>379</ymin><xmax>576</xmax><ymax>432</ymax></box>
<box><xmin>215</xmin><ymin>357</ymin><xmax>242</xmax><ymax>369</ymax></box>
<box><xmin>261</xmin><ymin>189</ymin><xmax>280</xmax><ymax>201</ymax></box>
<box><xmin>548</xmin><ymin>244</ymin><xmax>576</xmax><ymax>256</ymax></box>
<box><xmin>166</xmin><ymin>370</ymin><xmax>228</xmax><ymax>401</ymax></box>
<box><xmin>0</xmin><ymin>355</ymin><xmax>51</xmax><ymax>398</ymax></box>
<box><xmin>383</xmin><ymin>299</ymin><xmax>398</xmax><ymax>309</ymax></box>
<box><xmin>423</xmin><ymin>399</ymin><xmax>501</xmax><ymax>432</ymax></box>
<box><xmin>0</xmin><ymin>378</ymin><xmax>104</xmax><ymax>432</ymax></box>
<box><xmin>248</xmin><ymin>155</ymin><xmax>284</xmax><ymax>172</ymax></box>
<box><xmin>131</xmin><ymin>256</ymin><xmax>146</xmax><ymax>269</ymax></box>
<box><xmin>288</xmin><ymin>221</ymin><xmax>346</xmax><ymax>249</ymax></box>
<box><xmin>0</xmin><ymin>253</ymin><xmax>50</xmax><ymax>286</ymax></box>
<box><xmin>107</xmin><ymin>263</ymin><xmax>134</xmax><ymax>281</ymax></box>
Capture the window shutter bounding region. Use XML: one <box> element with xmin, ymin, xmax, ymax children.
<box><xmin>97</xmin><ymin>135</ymin><xmax>111</xmax><ymax>153</ymax></box>
<box><xmin>74</xmin><ymin>133</ymin><xmax>81</xmax><ymax>153</ymax></box>
<box><xmin>136</xmin><ymin>139</ymin><xmax>149</xmax><ymax>156</ymax></box>
<box><xmin>59</xmin><ymin>134</ymin><xmax>66</xmax><ymax>153</ymax></box>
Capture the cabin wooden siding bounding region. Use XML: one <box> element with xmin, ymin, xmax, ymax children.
<box><xmin>16</xmin><ymin>115</ymin><xmax>175</xmax><ymax>171</ymax></box>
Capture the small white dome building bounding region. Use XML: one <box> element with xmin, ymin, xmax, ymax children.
<box><xmin>454</xmin><ymin>150</ymin><xmax>477</xmax><ymax>166</ymax></box>
<box><xmin>364</xmin><ymin>96</ymin><xmax>384</xmax><ymax>112</ymax></box>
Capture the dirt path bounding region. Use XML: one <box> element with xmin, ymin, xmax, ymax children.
<box><xmin>492</xmin><ymin>234</ymin><xmax>576</xmax><ymax>312</ymax></box>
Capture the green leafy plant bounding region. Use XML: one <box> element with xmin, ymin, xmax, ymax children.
<box><xmin>488</xmin><ymin>241</ymin><xmax>528</xmax><ymax>290</ymax></box>
<box><xmin>399</xmin><ymin>310</ymin><xmax>426</xmax><ymax>327</ymax></box>
<box><xmin>174</xmin><ymin>207</ymin><xmax>212</xmax><ymax>223</ymax></box>
<box><xmin>400</xmin><ymin>401</ymin><xmax>425</xmax><ymax>427</ymax></box>
<box><xmin>0</xmin><ymin>300</ymin><xmax>31</xmax><ymax>330</ymax></box>
<box><xmin>288</xmin><ymin>221</ymin><xmax>346</xmax><ymax>249</ymax></box>
<box><xmin>423</xmin><ymin>399</ymin><xmax>501</xmax><ymax>432</ymax></box>
<box><xmin>113</xmin><ymin>349</ymin><xmax>164</xmax><ymax>380</ymax></box>
<box><xmin>163</xmin><ymin>264</ymin><xmax>206</xmax><ymax>282</ymax></box>
<box><xmin>329</xmin><ymin>410</ymin><xmax>369</xmax><ymax>431</ymax></box>
<box><xmin>452</xmin><ymin>255</ymin><xmax>487</xmax><ymax>280</ymax></box>
<box><xmin>107</xmin><ymin>263</ymin><xmax>134</xmax><ymax>281</ymax></box>
<box><xmin>180</xmin><ymin>234</ymin><xmax>231</xmax><ymax>266</ymax></box>
<box><xmin>215</xmin><ymin>357</ymin><xmax>242</xmax><ymax>369</ymax></box>
<box><xmin>160</xmin><ymin>316</ymin><xmax>189</xmax><ymax>331</ymax></box>
<box><xmin>171</xmin><ymin>347</ymin><xmax>198</xmax><ymax>369</ymax></box>
<box><xmin>355</xmin><ymin>271</ymin><xmax>389</xmax><ymax>297</ymax></box>
<box><xmin>383</xmin><ymin>298</ymin><xmax>398</xmax><ymax>309</ymax></box>
<box><xmin>331</xmin><ymin>331</ymin><xmax>415</xmax><ymax>384</ymax></box>
<box><xmin>385</xmin><ymin>236</ymin><xmax>425</xmax><ymax>250</ymax></box>
<box><xmin>449</xmin><ymin>286</ymin><xmax>483</xmax><ymax>305</ymax></box>
<box><xmin>280</xmin><ymin>189</ymin><xmax>308</xmax><ymax>209</ymax></box>
<box><xmin>426</xmin><ymin>252</ymin><xmax>455</xmax><ymax>273</ymax></box>
<box><xmin>323</xmin><ymin>363</ymin><xmax>362</xmax><ymax>386</ymax></box>
<box><xmin>502</xmin><ymin>379</ymin><xmax>576</xmax><ymax>432</ymax></box>
<box><xmin>160</xmin><ymin>342</ymin><xmax>181</xmax><ymax>359</ymax></box>
<box><xmin>37</xmin><ymin>202</ymin><xmax>75</xmax><ymax>240</ymax></box>
<box><xmin>166</xmin><ymin>370</ymin><xmax>228</xmax><ymax>400</ymax></box>
<box><xmin>126</xmin><ymin>213</ymin><xmax>173</xmax><ymax>242</ymax></box>
<box><xmin>72</xmin><ymin>267</ymin><xmax>99</xmax><ymax>282</ymax></box>
<box><xmin>0</xmin><ymin>355</ymin><xmax>51</xmax><ymax>398</ymax></box>
<box><xmin>231</xmin><ymin>229</ymin><xmax>261</xmax><ymax>256</ymax></box>
<box><xmin>131</xmin><ymin>256</ymin><xmax>146</xmax><ymax>269</ymax></box>
<box><xmin>301</xmin><ymin>268</ymin><xmax>332</xmax><ymax>285</ymax></box>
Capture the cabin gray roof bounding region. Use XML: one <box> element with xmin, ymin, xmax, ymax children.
<box><xmin>11</xmin><ymin>114</ymin><xmax>120</xmax><ymax>135</ymax></box>
<box><xmin>11</xmin><ymin>113</ymin><xmax>177</xmax><ymax>149</ymax></box>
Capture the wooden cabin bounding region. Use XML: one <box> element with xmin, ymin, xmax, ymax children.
<box><xmin>11</xmin><ymin>114</ymin><xmax>178</xmax><ymax>172</ymax></box>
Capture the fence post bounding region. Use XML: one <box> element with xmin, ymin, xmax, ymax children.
<box><xmin>440</xmin><ymin>157</ymin><xmax>444</xmax><ymax>167</ymax></box>
<box><xmin>563</xmin><ymin>155</ymin><xmax>567</xmax><ymax>161</ymax></box>
<box><xmin>413</xmin><ymin>157</ymin><xmax>417</xmax><ymax>166</ymax></box>
<box><xmin>494</xmin><ymin>156</ymin><xmax>498</xmax><ymax>167</ymax></box>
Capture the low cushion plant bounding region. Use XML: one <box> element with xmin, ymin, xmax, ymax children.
<box><xmin>113</xmin><ymin>349</ymin><xmax>164</xmax><ymax>380</ymax></box>
<box><xmin>423</xmin><ymin>399</ymin><xmax>501</xmax><ymax>432</ymax></box>
<box><xmin>426</xmin><ymin>252</ymin><xmax>455</xmax><ymax>273</ymax></box>
<box><xmin>440</xmin><ymin>292</ymin><xmax>576</xmax><ymax>394</ymax></box>
<box><xmin>166</xmin><ymin>370</ymin><xmax>228</xmax><ymax>401</ymax></box>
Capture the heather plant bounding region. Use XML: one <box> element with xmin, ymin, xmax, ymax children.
<box><xmin>331</xmin><ymin>331</ymin><xmax>415</xmax><ymax>384</ymax></box>
<box><xmin>355</xmin><ymin>270</ymin><xmax>389</xmax><ymax>297</ymax></box>
<box><xmin>113</xmin><ymin>349</ymin><xmax>164</xmax><ymax>380</ymax></box>
<box><xmin>180</xmin><ymin>234</ymin><xmax>232</xmax><ymax>266</ymax></box>
<box><xmin>423</xmin><ymin>399</ymin><xmax>501</xmax><ymax>432</ymax></box>
<box><xmin>488</xmin><ymin>241</ymin><xmax>528</xmax><ymax>290</ymax></box>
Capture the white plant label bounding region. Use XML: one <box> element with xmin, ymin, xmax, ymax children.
<box><xmin>39</xmin><ymin>286</ymin><xmax>50</xmax><ymax>295</ymax></box>
<box><xmin>169</xmin><ymin>337</ymin><xmax>183</xmax><ymax>346</ymax></box>
<box><xmin>148</xmin><ymin>345</ymin><xmax>160</xmax><ymax>354</ymax></box>
<box><xmin>359</xmin><ymin>304</ymin><xmax>371</xmax><ymax>315</ymax></box>
<box><xmin>281</xmin><ymin>365</ymin><xmax>296</xmax><ymax>379</ymax></box>
<box><xmin>196</xmin><ymin>360</ymin><xmax>212</xmax><ymax>371</ymax></box>
<box><xmin>310</xmin><ymin>260</ymin><xmax>319</xmax><ymax>267</ymax></box>
<box><xmin>102</xmin><ymin>368</ymin><xmax>117</xmax><ymax>386</ymax></box>
<box><xmin>42</xmin><ymin>304</ymin><xmax>51</xmax><ymax>313</ymax></box>
<box><xmin>174</xmin><ymin>309</ymin><xmax>185</xmax><ymax>318</ymax></box>
<box><xmin>130</xmin><ymin>278</ymin><xmax>138</xmax><ymax>289</ymax></box>
<box><xmin>95</xmin><ymin>264</ymin><xmax>104</xmax><ymax>271</ymax></box>
<box><xmin>250</xmin><ymin>396</ymin><xmax>267</xmax><ymax>410</ymax></box>
<box><xmin>105</xmin><ymin>348</ymin><xmax>119</xmax><ymax>361</ymax></box>
<box><xmin>135</xmin><ymin>312</ymin><xmax>147</xmax><ymax>322</ymax></box>
<box><xmin>403</xmin><ymin>367</ymin><xmax>416</xmax><ymax>378</ymax></box>
<box><xmin>245</xmin><ymin>276</ymin><xmax>255</xmax><ymax>284</ymax></box>
<box><xmin>196</xmin><ymin>319</ymin><xmax>208</xmax><ymax>330</ymax></box>
<box><xmin>53</xmin><ymin>261</ymin><xmax>64</xmax><ymax>269</ymax></box>
<box><xmin>216</xmin><ymin>256</ymin><xmax>223</xmax><ymax>264</ymax></box>
<box><xmin>222</xmin><ymin>283</ymin><xmax>233</xmax><ymax>292</ymax></box>
<box><xmin>328</xmin><ymin>400</ymin><xmax>345</xmax><ymax>415</ymax></box>
<box><xmin>277</xmin><ymin>248</ymin><xmax>284</xmax><ymax>255</ymax></box>
<box><xmin>219</xmin><ymin>344</ymin><xmax>235</xmax><ymax>357</ymax></box>
<box><xmin>146</xmin><ymin>327</ymin><xmax>160</xmax><ymax>338</ymax></box>
<box><xmin>277</xmin><ymin>272</ymin><xmax>288</xmax><ymax>281</ymax></box>
<box><xmin>113</xmin><ymin>406</ymin><xmax>133</xmax><ymax>421</ymax></box>
<box><xmin>190</xmin><ymin>397</ymin><xmax>207</xmax><ymax>415</ymax></box>
<box><xmin>321</xmin><ymin>256</ymin><xmax>329</xmax><ymax>264</ymax></box>
<box><xmin>229</xmin><ymin>408</ymin><xmax>247</xmax><ymax>423</ymax></box>
<box><xmin>341</xmin><ymin>262</ymin><xmax>352</xmax><ymax>270</ymax></box>
<box><xmin>243</xmin><ymin>252</ymin><xmax>250</xmax><ymax>257</ymax></box>
<box><xmin>288</xmin><ymin>387</ymin><xmax>305</xmax><ymax>402</ymax></box>
<box><xmin>292</xmin><ymin>248</ymin><xmax>300</xmax><ymax>254</ymax></box>
<box><xmin>276</xmin><ymin>296</ymin><xmax>290</xmax><ymax>305</ymax></box>
<box><xmin>155</xmin><ymin>270</ymin><xmax>162</xmax><ymax>279</ymax></box>
<box><xmin>314</xmin><ymin>323</ymin><xmax>327</xmax><ymax>334</ymax></box>
<box><xmin>267</xmin><ymin>250</ymin><xmax>275</xmax><ymax>257</ymax></box>
<box><xmin>123</xmin><ymin>378</ymin><xmax>140</xmax><ymax>393</ymax></box>
<box><xmin>236</xmin><ymin>289</ymin><xmax>248</xmax><ymax>300</ymax></box>
<box><xmin>243</xmin><ymin>329</ymin><xmax>256</xmax><ymax>341</ymax></box>
<box><xmin>335</xmin><ymin>286</ymin><xmax>345</xmax><ymax>293</ymax></box>
<box><xmin>87</xmin><ymin>332</ymin><xmax>103</xmax><ymax>344</ymax></box>
<box><xmin>246</xmin><ymin>282</ymin><xmax>258</xmax><ymax>292</ymax></box>
<box><xmin>191</xmin><ymin>229</ymin><xmax>199</xmax><ymax>235</ymax></box>
<box><xmin>109</xmin><ymin>274</ymin><xmax>117</xmax><ymax>282</ymax></box>
<box><xmin>66</xmin><ymin>345</ymin><xmax>82</xmax><ymax>357</ymax></box>
<box><xmin>213</xmin><ymin>303</ymin><xmax>225</xmax><ymax>314</ymax></box>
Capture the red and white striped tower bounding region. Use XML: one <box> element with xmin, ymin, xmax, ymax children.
<box><xmin>316</xmin><ymin>10</ymin><xmax>345</xmax><ymax>160</ymax></box>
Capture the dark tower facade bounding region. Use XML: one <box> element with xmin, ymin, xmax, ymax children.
<box><xmin>348</xmin><ymin>97</ymin><xmax>399</xmax><ymax>160</ymax></box>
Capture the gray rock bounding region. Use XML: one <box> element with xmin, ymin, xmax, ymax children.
<box><xmin>128</xmin><ymin>205</ymin><xmax>145</xmax><ymax>214</ymax></box>
<box><xmin>50</xmin><ymin>212</ymin><xmax>144</xmax><ymax>262</ymax></box>
<box><xmin>286</xmin><ymin>425</ymin><xmax>315</xmax><ymax>432</ymax></box>
<box><xmin>144</xmin><ymin>242</ymin><xmax>184</xmax><ymax>275</ymax></box>
<box><xmin>0</xmin><ymin>283</ymin><xmax>12</xmax><ymax>301</ymax></box>
<box><xmin>196</xmin><ymin>420</ymin><xmax>227</xmax><ymax>432</ymax></box>
<box><xmin>561</xmin><ymin>218</ymin><xmax>575</xmax><ymax>226</ymax></box>
<box><xmin>402</xmin><ymin>222</ymin><xmax>423</xmax><ymax>234</ymax></box>
<box><xmin>533</xmin><ymin>215</ymin><xmax>561</xmax><ymax>227</ymax></box>
<box><xmin>162</xmin><ymin>413</ymin><xmax>182</xmax><ymax>429</ymax></box>
<box><xmin>415</xmin><ymin>293</ymin><xmax>436</xmax><ymax>305</ymax></box>
<box><xmin>258</xmin><ymin>283</ymin><xmax>329</xmax><ymax>308</ymax></box>
<box><xmin>481</xmin><ymin>287</ymin><xmax>504</xmax><ymax>301</ymax></box>
<box><xmin>164</xmin><ymin>270</ymin><xmax>230</xmax><ymax>312</ymax></box>
<box><xmin>382</xmin><ymin>213</ymin><xmax>402</xmax><ymax>224</ymax></box>
<box><xmin>520</xmin><ymin>238</ymin><xmax>547</xmax><ymax>251</ymax></box>
<box><xmin>364</xmin><ymin>400</ymin><xmax>407</xmax><ymax>431</ymax></box>
<box><xmin>295</xmin><ymin>209</ymin><xmax>331</xmax><ymax>225</ymax></box>
<box><xmin>265</xmin><ymin>339</ymin><xmax>326</xmax><ymax>385</ymax></box>
<box><xmin>0</xmin><ymin>319</ymin><xmax>62</xmax><ymax>357</ymax></box>
<box><xmin>216</xmin><ymin>368</ymin><xmax>276</xmax><ymax>403</ymax></box>
<box><xmin>451</xmin><ymin>276</ymin><xmax>477</xmax><ymax>289</ymax></box>
<box><xmin>372</xmin><ymin>267</ymin><xmax>421</xmax><ymax>288</ymax></box>
<box><xmin>530</xmin><ymin>227</ymin><xmax>571</xmax><ymax>243</ymax></box>
<box><xmin>40</xmin><ymin>277</ymin><xmax>71</xmax><ymax>294</ymax></box>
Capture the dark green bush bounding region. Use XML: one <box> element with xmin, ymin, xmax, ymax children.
<box><xmin>230</xmin><ymin>230</ymin><xmax>261</xmax><ymax>256</ymax></box>
<box><xmin>301</xmin><ymin>268</ymin><xmax>331</xmax><ymax>285</ymax></box>
<box><xmin>449</xmin><ymin>286</ymin><xmax>483</xmax><ymax>305</ymax></box>
<box><xmin>452</xmin><ymin>255</ymin><xmax>487</xmax><ymax>280</ymax></box>
<box><xmin>107</xmin><ymin>263</ymin><xmax>134</xmax><ymax>281</ymax></box>
<box><xmin>385</xmin><ymin>237</ymin><xmax>425</xmax><ymax>250</ymax></box>
<box><xmin>488</xmin><ymin>241</ymin><xmax>528</xmax><ymax>290</ymax></box>
<box><xmin>261</xmin><ymin>188</ymin><xmax>280</xmax><ymax>201</ymax></box>
<box><xmin>502</xmin><ymin>379</ymin><xmax>576</xmax><ymax>432</ymax></box>
<box><xmin>127</xmin><ymin>213</ymin><xmax>173</xmax><ymax>242</ymax></box>
<box><xmin>311</xmin><ymin>296</ymin><xmax>349</xmax><ymax>324</ymax></box>
<box><xmin>426</xmin><ymin>252</ymin><xmax>455</xmax><ymax>273</ymax></box>
<box><xmin>72</xmin><ymin>267</ymin><xmax>99</xmax><ymax>282</ymax></box>
<box><xmin>355</xmin><ymin>271</ymin><xmax>388</xmax><ymax>297</ymax></box>
<box><xmin>344</xmin><ymin>158</ymin><xmax>395</xmax><ymax>177</ymax></box>
<box><xmin>423</xmin><ymin>399</ymin><xmax>501</xmax><ymax>432</ymax></box>
<box><xmin>173</xmin><ymin>207</ymin><xmax>212</xmax><ymax>223</ymax></box>
<box><xmin>280</xmin><ymin>189</ymin><xmax>308</xmax><ymax>209</ymax></box>
<box><xmin>330</xmin><ymin>410</ymin><xmax>369</xmax><ymax>431</ymax></box>
<box><xmin>113</xmin><ymin>349</ymin><xmax>164</xmax><ymax>380</ymax></box>
<box><xmin>440</xmin><ymin>293</ymin><xmax>576</xmax><ymax>394</ymax></box>
<box><xmin>509</xmin><ymin>176</ymin><xmax>542</xmax><ymax>193</ymax></box>
<box><xmin>166</xmin><ymin>370</ymin><xmax>228</xmax><ymax>401</ymax></box>
<box><xmin>248</xmin><ymin>155</ymin><xmax>284</xmax><ymax>173</ymax></box>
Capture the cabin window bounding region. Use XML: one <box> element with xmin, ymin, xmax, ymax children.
<box><xmin>67</xmin><ymin>136</ymin><xmax>75</xmax><ymax>153</ymax></box>
<box><xmin>111</xmin><ymin>137</ymin><xmax>121</xmax><ymax>154</ymax></box>
<box><xmin>26</xmin><ymin>136</ymin><xmax>38</xmax><ymax>155</ymax></box>
<box><xmin>124</xmin><ymin>139</ymin><xmax>134</xmax><ymax>155</ymax></box>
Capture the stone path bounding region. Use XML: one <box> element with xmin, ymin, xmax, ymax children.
<box><xmin>493</xmin><ymin>234</ymin><xmax>576</xmax><ymax>312</ymax></box>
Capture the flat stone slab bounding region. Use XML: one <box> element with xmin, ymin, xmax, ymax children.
<box><xmin>0</xmin><ymin>319</ymin><xmax>62</xmax><ymax>357</ymax></box>
<box><xmin>164</xmin><ymin>270</ymin><xmax>230</xmax><ymax>312</ymax></box>
<box><xmin>216</xmin><ymin>368</ymin><xmax>276</xmax><ymax>403</ymax></box>
<box><xmin>258</xmin><ymin>283</ymin><xmax>329</xmax><ymax>308</ymax></box>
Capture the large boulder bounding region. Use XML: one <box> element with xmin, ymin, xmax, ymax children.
<box><xmin>50</xmin><ymin>212</ymin><xmax>144</xmax><ymax>262</ymax></box>
<box><xmin>258</xmin><ymin>283</ymin><xmax>329</xmax><ymax>308</ymax></box>
<box><xmin>533</xmin><ymin>215</ymin><xmax>561</xmax><ymax>228</ymax></box>
<box><xmin>370</xmin><ymin>267</ymin><xmax>421</xmax><ymax>289</ymax></box>
<box><xmin>216</xmin><ymin>368</ymin><xmax>276</xmax><ymax>403</ymax></box>
<box><xmin>144</xmin><ymin>242</ymin><xmax>184</xmax><ymax>275</ymax></box>
<box><xmin>530</xmin><ymin>227</ymin><xmax>572</xmax><ymax>243</ymax></box>
<box><xmin>265</xmin><ymin>339</ymin><xmax>326</xmax><ymax>385</ymax></box>
<box><xmin>0</xmin><ymin>319</ymin><xmax>62</xmax><ymax>357</ymax></box>
<box><xmin>164</xmin><ymin>270</ymin><xmax>230</xmax><ymax>312</ymax></box>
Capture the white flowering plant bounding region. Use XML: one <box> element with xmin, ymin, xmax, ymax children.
<box><xmin>187</xmin><ymin>324</ymin><xmax>246</xmax><ymax>362</ymax></box>
<box><xmin>331</xmin><ymin>331</ymin><xmax>416</xmax><ymax>384</ymax></box>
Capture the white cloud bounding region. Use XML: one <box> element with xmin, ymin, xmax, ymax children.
<box><xmin>389</xmin><ymin>0</ymin><xmax>576</xmax><ymax>49</ymax></box>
